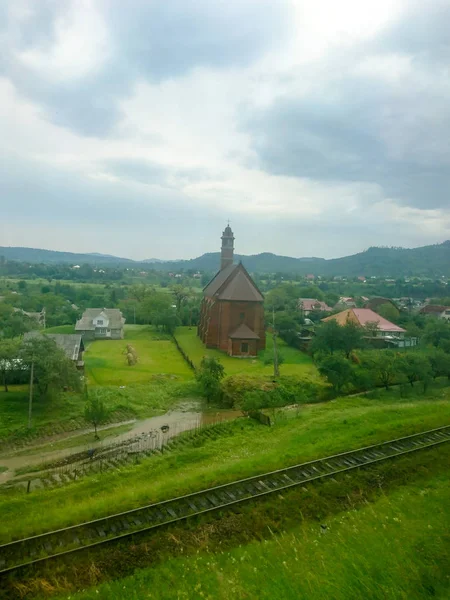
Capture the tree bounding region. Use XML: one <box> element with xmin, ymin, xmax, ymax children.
<box><xmin>310</xmin><ymin>320</ymin><xmax>344</xmax><ymax>356</ymax></box>
<box><xmin>171</xmin><ymin>285</ymin><xmax>189</xmax><ymax>313</ymax></box>
<box><xmin>423</xmin><ymin>319</ymin><xmax>450</xmax><ymax>351</ymax></box>
<box><xmin>376</xmin><ymin>303</ymin><xmax>400</xmax><ymax>324</ymax></box>
<box><xmin>84</xmin><ymin>393</ymin><xmax>109</xmax><ymax>439</ymax></box>
<box><xmin>398</xmin><ymin>353</ymin><xmax>432</xmax><ymax>388</ymax></box>
<box><xmin>21</xmin><ymin>336</ymin><xmax>81</xmax><ymax>399</ymax></box>
<box><xmin>263</xmin><ymin>349</ymin><xmax>285</xmax><ymax>367</ymax></box>
<box><xmin>0</xmin><ymin>338</ymin><xmax>20</xmax><ymax>392</ymax></box>
<box><xmin>428</xmin><ymin>348</ymin><xmax>450</xmax><ymax>379</ymax></box>
<box><xmin>340</xmin><ymin>321</ymin><xmax>364</xmax><ymax>359</ymax></box>
<box><xmin>196</xmin><ymin>357</ymin><xmax>225</xmax><ymax>403</ymax></box>
<box><xmin>363</xmin><ymin>351</ymin><xmax>401</xmax><ymax>390</ymax></box>
<box><xmin>318</xmin><ymin>354</ymin><xmax>354</xmax><ymax>395</ymax></box>
<box><xmin>310</xmin><ymin>320</ymin><xmax>363</xmax><ymax>358</ymax></box>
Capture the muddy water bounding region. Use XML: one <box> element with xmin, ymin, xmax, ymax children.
<box><xmin>0</xmin><ymin>407</ymin><xmax>242</xmax><ymax>484</ymax></box>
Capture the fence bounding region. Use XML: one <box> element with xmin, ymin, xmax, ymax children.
<box><xmin>172</xmin><ymin>334</ymin><xmax>197</xmax><ymax>372</ymax></box>
<box><xmin>21</xmin><ymin>414</ymin><xmax>236</xmax><ymax>492</ymax></box>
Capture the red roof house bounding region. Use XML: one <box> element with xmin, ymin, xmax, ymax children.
<box><xmin>298</xmin><ymin>298</ymin><xmax>332</xmax><ymax>314</ymax></box>
<box><xmin>323</xmin><ymin>308</ymin><xmax>406</xmax><ymax>336</ymax></box>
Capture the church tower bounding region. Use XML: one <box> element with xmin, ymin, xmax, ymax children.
<box><xmin>220</xmin><ymin>223</ymin><xmax>235</xmax><ymax>270</ymax></box>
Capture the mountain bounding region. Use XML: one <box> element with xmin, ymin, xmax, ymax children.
<box><xmin>1</xmin><ymin>241</ymin><xmax>450</xmax><ymax>277</ymax></box>
<box><xmin>0</xmin><ymin>247</ymin><xmax>135</xmax><ymax>266</ymax></box>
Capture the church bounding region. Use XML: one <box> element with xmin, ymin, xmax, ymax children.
<box><xmin>198</xmin><ymin>225</ymin><xmax>266</xmax><ymax>357</ymax></box>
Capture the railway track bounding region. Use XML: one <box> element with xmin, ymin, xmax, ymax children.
<box><xmin>1</xmin><ymin>424</ymin><xmax>450</xmax><ymax>575</ymax></box>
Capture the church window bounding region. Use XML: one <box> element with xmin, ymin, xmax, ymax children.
<box><xmin>241</xmin><ymin>342</ymin><xmax>249</xmax><ymax>353</ymax></box>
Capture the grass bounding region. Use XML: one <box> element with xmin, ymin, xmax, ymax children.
<box><xmin>0</xmin><ymin>325</ymin><xmax>198</xmax><ymax>445</ymax></box>
<box><xmin>175</xmin><ymin>326</ymin><xmax>318</xmax><ymax>378</ymax></box>
<box><xmin>1</xmin><ymin>387</ymin><xmax>450</xmax><ymax>543</ymax></box>
<box><xmin>0</xmin><ymin>379</ymin><xmax>198</xmax><ymax>448</ymax></box>
<box><xmin>44</xmin><ymin>325</ymin><xmax>76</xmax><ymax>334</ymax></box>
<box><xmin>52</xmin><ymin>469</ymin><xmax>450</xmax><ymax>600</ymax></box>
<box><xmin>85</xmin><ymin>325</ymin><xmax>193</xmax><ymax>385</ymax></box>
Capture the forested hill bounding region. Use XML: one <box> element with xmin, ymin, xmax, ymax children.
<box><xmin>1</xmin><ymin>241</ymin><xmax>450</xmax><ymax>277</ymax></box>
<box><xmin>0</xmin><ymin>247</ymin><xmax>135</xmax><ymax>266</ymax></box>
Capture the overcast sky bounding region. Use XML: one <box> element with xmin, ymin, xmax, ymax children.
<box><xmin>1</xmin><ymin>0</ymin><xmax>450</xmax><ymax>260</ymax></box>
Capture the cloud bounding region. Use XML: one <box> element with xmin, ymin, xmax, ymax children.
<box><xmin>1</xmin><ymin>0</ymin><xmax>292</xmax><ymax>136</ymax></box>
<box><xmin>1</xmin><ymin>0</ymin><xmax>450</xmax><ymax>260</ymax></box>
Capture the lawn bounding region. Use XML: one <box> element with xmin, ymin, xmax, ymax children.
<box><xmin>57</xmin><ymin>470</ymin><xmax>450</xmax><ymax>600</ymax></box>
<box><xmin>175</xmin><ymin>326</ymin><xmax>318</xmax><ymax>379</ymax></box>
<box><xmin>2</xmin><ymin>387</ymin><xmax>450</xmax><ymax>543</ymax></box>
<box><xmin>85</xmin><ymin>325</ymin><xmax>194</xmax><ymax>385</ymax></box>
<box><xmin>44</xmin><ymin>325</ymin><xmax>76</xmax><ymax>334</ymax></box>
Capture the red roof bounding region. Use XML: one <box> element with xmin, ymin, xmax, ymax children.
<box><xmin>299</xmin><ymin>298</ymin><xmax>332</xmax><ymax>312</ymax></box>
<box><xmin>323</xmin><ymin>308</ymin><xmax>406</xmax><ymax>333</ymax></box>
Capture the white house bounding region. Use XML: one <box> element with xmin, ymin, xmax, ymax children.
<box><xmin>75</xmin><ymin>308</ymin><xmax>125</xmax><ymax>340</ymax></box>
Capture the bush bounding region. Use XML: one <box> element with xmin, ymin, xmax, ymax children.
<box><xmin>222</xmin><ymin>374</ymin><xmax>327</xmax><ymax>409</ymax></box>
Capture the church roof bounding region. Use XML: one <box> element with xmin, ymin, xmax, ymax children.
<box><xmin>203</xmin><ymin>263</ymin><xmax>237</xmax><ymax>296</ymax></box>
<box><xmin>229</xmin><ymin>323</ymin><xmax>260</xmax><ymax>339</ymax></box>
<box><xmin>203</xmin><ymin>263</ymin><xmax>264</xmax><ymax>302</ymax></box>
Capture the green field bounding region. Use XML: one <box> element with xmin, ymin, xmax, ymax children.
<box><xmin>85</xmin><ymin>325</ymin><xmax>194</xmax><ymax>385</ymax></box>
<box><xmin>175</xmin><ymin>326</ymin><xmax>318</xmax><ymax>378</ymax></box>
<box><xmin>57</xmin><ymin>469</ymin><xmax>450</xmax><ymax>600</ymax></box>
<box><xmin>2</xmin><ymin>388</ymin><xmax>450</xmax><ymax>543</ymax></box>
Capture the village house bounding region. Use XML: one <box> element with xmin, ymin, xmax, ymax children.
<box><xmin>335</xmin><ymin>297</ymin><xmax>357</xmax><ymax>309</ymax></box>
<box><xmin>419</xmin><ymin>305</ymin><xmax>450</xmax><ymax>321</ymax></box>
<box><xmin>198</xmin><ymin>225</ymin><xmax>265</xmax><ymax>357</ymax></box>
<box><xmin>75</xmin><ymin>308</ymin><xmax>125</xmax><ymax>340</ymax></box>
<box><xmin>298</xmin><ymin>298</ymin><xmax>332</xmax><ymax>315</ymax></box>
<box><xmin>24</xmin><ymin>331</ymin><xmax>85</xmax><ymax>369</ymax></box>
<box><xmin>322</xmin><ymin>308</ymin><xmax>415</xmax><ymax>347</ymax></box>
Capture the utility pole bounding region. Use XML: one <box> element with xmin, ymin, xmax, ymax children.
<box><xmin>28</xmin><ymin>359</ymin><xmax>34</xmax><ymax>429</ymax></box>
<box><xmin>272</xmin><ymin>307</ymin><xmax>279</xmax><ymax>378</ymax></box>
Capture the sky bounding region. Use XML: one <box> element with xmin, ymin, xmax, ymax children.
<box><xmin>1</xmin><ymin>0</ymin><xmax>450</xmax><ymax>260</ymax></box>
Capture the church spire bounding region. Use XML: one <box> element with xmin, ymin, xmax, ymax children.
<box><xmin>220</xmin><ymin>223</ymin><xmax>235</xmax><ymax>270</ymax></box>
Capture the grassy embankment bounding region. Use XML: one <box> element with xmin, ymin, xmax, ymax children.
<box><xmin>174</xmin><ymin>326</ymin><xmax>318</xmax><ymax>379</ymax></box>
<box><xmin>0</xmin><ymin>326</ymin><xmax>197</xmax><ymax>446</ymax></box>
<box><xmin>1</xmin><ymin>387</ymin><xmax>450</xmax><ymax>543</ymax></box>
<box><xmin>53</xmin><ymin>470</ymin><xmax>450</xmax><ymax>600</ymax></box>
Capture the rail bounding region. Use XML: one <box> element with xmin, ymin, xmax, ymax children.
<box><xmin>1</xmin><ymin>424</ymin><xmax>450</xmax><ymax>575</ymax></box>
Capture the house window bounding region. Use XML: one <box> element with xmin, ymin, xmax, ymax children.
<box><xmin>239</xmin><ymin>312</ymin><xmax>245</xmax><ymax>321</ymax></box>
<box><xmin>98</xmin><ymin>328</ymin><xmax>107</xmax><ymax>334</ymax></box>
<box><xmin>241</xmin><ymin>342</ymin><xmax>249</xmax><ymax>353</ymax></box>
<box><xmin>97</xmin><ymin>320</ymin><xmax>103</xmax><ymax>325</ymax></box>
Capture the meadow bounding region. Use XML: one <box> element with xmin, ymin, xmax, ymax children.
<box><xmin>85</xmin><ymin>325</ymin><xmax>193</xmax><ymax>385</ymax></box>
<box><xmin>175</xmin><ymin>326</ymin><xmax>318</xmax><ymax>378</ymax></box>
<box><xmin>2</xmin><ymin>387</ymin><xmax>450</xmax><ymax>543</ymax></box>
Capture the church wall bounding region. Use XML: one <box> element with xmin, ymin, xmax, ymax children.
<box><xmin>229</xmin><ymin>339</ymin><xmax>258</xmax><ymax>357</ymax></box>
<box><xmin>201</xmin><ymin>298</ymin><xmax>266</xmax><ymax>352</ymax></box>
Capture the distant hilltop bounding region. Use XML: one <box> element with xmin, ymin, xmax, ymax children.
<box><xmin>1</xmin><ymin>241</ymin><xmax>450</xmax><ymax>278</ymax></box>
